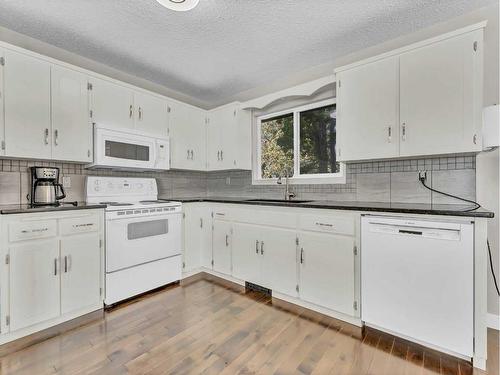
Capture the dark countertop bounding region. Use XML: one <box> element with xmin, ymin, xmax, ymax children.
<box><xmin>171</xmin><ymin>197</ymin><xmax>494</xmax><ymax>218</ymax></box>
<box><xmin>0</xmin><ymin>202</ymin><xmax>107</xmax><ymax>215</ymax></box>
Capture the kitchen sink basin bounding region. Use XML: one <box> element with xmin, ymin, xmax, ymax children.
<box><xmin>244</xmin><ymin>199</ymin><xmax>313</xmax><ymax>204</ymax></box>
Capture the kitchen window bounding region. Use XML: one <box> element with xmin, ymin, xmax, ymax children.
<box><xmin>254</xmin><ymin>99</ymin><xmax>345</xmax><ymax>184</ymax></box>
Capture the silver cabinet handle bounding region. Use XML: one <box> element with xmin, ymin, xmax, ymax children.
<box><xmin>315</xmin><ymin>222</ymin><xmax>333</xmax><ymax>228</ymax></box>
<box><xmin>67</xmin><ymin>255</ymin><xmax>72</xmax><ymax>272</ymax></box>
<box><xmin>138</xmin><ymin>107</ymin><xmax>143</xmax><ymax>120</ymax></box>
<box><xmin>401</xmin><ymin>122</ymin><xmax>406</xmax><ymax>141</ymax></box>
<box><xmin>387</xmin><ymin>126</ymin><xmax>392</xmax><ymax>143</ymax></box>
<box><xmin>64</xmin><ymin>256</ymin><xmax>68</xmax><ymax>273</ymax></box>
<box><xmin>300</xmin><ymin>248</ymin><xmax>304</xmax><ymax>264</ymax></box>
<box><xmin>54</xmin><ymin>258</ymin><xmax>58</xmax><ymax>275</ymax></box>
<box><xmin>129</xmin><ymin>104</ymin><xmax>133</xmax><ymax>118</ymax></box>
<box><xmin>225</xmin><ymin>234</ymin><xmax>229</xmax><ymax>247</ymax></box>
<box><xmin>217</xmin><ymin>151</ymin><xmax>220</xmax><ymax>161</ymax></box>
<box><xmin>187</xmin><ymin>149</ymin><xmax>190</xmax><ymax>159</ymax></box>
<box><xmin>200</xmin><ymin>218</ymin><xmax>203</xmax><ymax>228</ymax></box>
<box><xmin>54</xmin><ymin>129</ymin><xmax>59</xmax><ymax>146</ymax></box>
<box><xmin>220</xmin><ymin>150</ymin><xmax>223</xmax><ymax>160</ymax></box>
<box><xmin>255</xmin><ymin>240</ymin><xmax>259</xmax><ymax>254</ymax></box>
<box><xmin>260</xmin><ymin>241</ymin><xmax>264</xmax><ymax>255</ymax></box>
<box><xmin>190</xmin><ymin>150</ymin><xmax>194</xmax><ymax>160</ymax></box>
<box><xmin>44</xmin><ymin>128</ymin><xmax>49</xmax><ymax>145</ymax></box>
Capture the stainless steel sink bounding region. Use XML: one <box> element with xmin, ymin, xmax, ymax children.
<box><xmin>244</xmin><ymin>199</ymin><xmax>312</xmax><ymax>204</ymax></box>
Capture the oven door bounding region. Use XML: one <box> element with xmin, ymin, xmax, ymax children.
<box><xmin>94</xmin><ymin>126</ymin><xmax>157</xmax><ymax>170</ymax></box>
<box><xmin>106</xmin><ymin>213</ymin><xmax>181</xmax><ymax>272</ymax></box>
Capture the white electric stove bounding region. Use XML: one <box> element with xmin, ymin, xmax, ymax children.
<box><xmin>86</xmin><ymin>176</ymin><xmax>182</xmax><ymax>305</ymax></box>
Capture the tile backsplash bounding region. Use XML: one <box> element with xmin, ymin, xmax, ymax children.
<box><xmin>0</xmin><ymin>155</ymin><xmax>476</xmax><ymax>205</ymax></box>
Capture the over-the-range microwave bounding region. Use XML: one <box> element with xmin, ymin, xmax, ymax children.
<box><xmin>87</xmin><ymin>124</ymin><xmax>170</xmax><ymax>171</ymax></box>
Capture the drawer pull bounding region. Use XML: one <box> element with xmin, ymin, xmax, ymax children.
<box><xmin>215</xmin><ymin>213</ymin><xmax>225</xmax><ymax>216</ymax></box>
<box><xmin>315</xmin><ymin>222</ymin><xmax>333</xmax><ymax>228</ymax></box>
<box><xmin>21</xmin><ymin>227</ymin><xmax>48</xmax><ymax>234</ymax></box>
<box><xmin>73</xmin><ymin>223</ymin><xmax>94</xmax><ymax>228</ymax></box>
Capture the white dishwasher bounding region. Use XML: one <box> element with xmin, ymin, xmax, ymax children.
<box><xmin>361</xmin><ymin>216</ymin><xmax>474</xmax><ymax>358</ymax></box>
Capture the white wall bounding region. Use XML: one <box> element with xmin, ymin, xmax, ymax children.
<box><xmin>334</xmin><ymin>3</ymin><xmax>500</xmax><ymax>317</ymax></box>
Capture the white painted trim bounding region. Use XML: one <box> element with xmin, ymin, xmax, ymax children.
<box><xmin>241</xmin><ymin>76</ymin><xmax>335</xmax><ymax>110</ymax></box>
<box><xmin>487</xmin><ymin>313</ymin><xmax>500</xmax><ymax>330</ymax></box>
<box><xmin>335</xmin><ymin>21</ymin><xmax>487</xmax><ymax>73</ymax></box>
<box><xmin>252</xmin><ymin>98</ymin><xmax>345</xmax><ymax>185</ymax></box>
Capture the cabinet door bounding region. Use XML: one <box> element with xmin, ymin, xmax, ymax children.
<box><xmin>207</xmin><ymin>117</ymin><xmax>222</xmax><ymax>170</ymax></box>
<box><xmin>3</xmin><ymin>50</ymin><xmax>51</xmax><ymax>159</ymax></box>
<box><xmin>9</xmin><ymin>239</ymin><xmax>60</xmax><ymax>331</ymax></box>
<box><xmin>0</xmin><ymin>49</ymin><xmax>4</xmax><ymax>157</ymax></box>
<box><xmin>51</xmin><ymin>65</ymin><xmax>92</xmax><ymax>162</ymax></box>
<box><xmin>183</xmin><ymin>205</ymin><xmax>202</xmax><ymax>272</ymax></box>
<box><xmin>169</xmin><ymin>101</ymin><xmax>206</xmax><ymax>171</ymax></box>
<box><xmin>200</xmin><ymin>209</ymin><xmax>213</xmax><ymax>268</ymax></box>
<box><xmin>212</xmin><ymin>219</ymin><xmax>232</xmax><ymax>275</ymax></box>
<box><xmin>232</xmin><ymin>223</ymin><xmax>262</xmax><ymax>284</ymax></box>
<box><xmin>90</xmin><ymin>77</ymin><xmax>134</xmax><ymax>129</ymax></box>
<box><xmin>207</xmin><ymin>105</ymin><xmax>237</xmax><ymax>170</ymax></box>
<box><xmin>61</xmin><ymin>233</ymin><xmax>101</xmax><ymax>314</ymax></box>
<box><xmin>236</xmin><ymin>108</ymin><xmax>252</xmax><ymax>170</ymax></box>
<box><xmin>261</xmin><ymin>227</ymin><xmax>298</xmax><ymax>297</ymax></box>
<box><xmin>299</xmin><ymin>232</ymin><xmax>355</xmax><ymax>316</ymax></box>
<box><xmin>400</xmin><ymin>31</ymin><xmax>482</xmax><ymax>156</ymax></box>
<box><xmin>134</xmin><ymin>91</ymin><xmax>168</xmax><ymax>137</ymax></box>
<box><xmin>336</xmin><ymin>56</ymin><xmax>399</xmax><ymax>161</ymax></box>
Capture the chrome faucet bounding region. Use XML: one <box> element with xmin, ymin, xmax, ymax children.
<box><xmin>277</xmin><ymin>169</ymin><xmax>296</xmax><ymax>201</ymax></box>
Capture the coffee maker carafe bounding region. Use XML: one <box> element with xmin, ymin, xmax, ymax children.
<box><xmin>30</xmin><ymin>167</ymin><xmax>66</xmax><ymax>206</ymax></box>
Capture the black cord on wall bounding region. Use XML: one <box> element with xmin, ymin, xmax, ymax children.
<box><xmin>419</xmin><ymin>175</ymin><xmax>500</xmax><ymax>297</ymax></box>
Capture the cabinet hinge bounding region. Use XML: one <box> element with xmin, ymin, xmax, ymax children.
<box><xmin>182</xmin><ymin>262</ymin><xmax>185</xmax><ymax>269</ymax></box>
<box><xmin>182</xmin><ymin>213</ymin><xmax>186</xmax><ymax>219</ymax></box>
<box><xmin>473</xmin><ymin>41</ymin><xmax>478</xmax><ymax>52</ymax></box>
<box><xmin>353</xmin><ymin>245</ymin><xmax>358</xmax><ymax>256</ymax></box>
<box><xmin>5</xmin><ymin>315</ymin><xmax>9</xmax><ymax>326</ymax></box>
<box><xmin>295</xmin><ymin>237</ymin><xmax>299</xmax><ymax>246</ymax></box>
<box><xmin>211</xmin><ymin>212</ymin><xmax>214</xmax><ymax>218</ymax></box>
<box><xmin>99</xmin><ymin>287</ymin><xmax>103</xmax><ymax>296</ymax></box>
<box><xmin>88</xmin><ymin>149</ymin><xmax>91</xmax><ymax>158</ymax></box>
<box><xmin>89</xmin><ymin>110</ymin><xmax>93</xmax><ymax>118</ymax></box>
<box><xmin>296</xmin><ymin>285</ymin><xmax>299</xmax><ymax>292</ymax></box>
<box><xmin>167</xmin><ymin>106</ymin><xmax>171</xmax><ymax>113</ymax></box>
<box><xmin>353</xmin><ymin>301</ymin><xmax>358</xmax><ymax>311</ymax></box>
<box><xmin>0</xmin><ymin>56</ymin><xmax>5</xmax><ymax>66</ymax></box>
<box><xmin>211</xmin><ymin>260</ymin><xmax>214</xmax><ymax>266</ymax></box>
<box><xmin>87</xmin><ymin>82</ymin><xmax>93</xmax><ymax>90</ymax></box>
<box><xmin>4</xmin><ymin>254</ymin><xmax>9</xmax><ymax>265</ymax></box>
<box><xmin>1</xmin><ymin>140</ymin><xmax>5</xmax><ymax>151</ymax></box>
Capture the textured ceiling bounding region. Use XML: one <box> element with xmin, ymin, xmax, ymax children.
<box><xmin>0</xmin><ymin>0</ymin><xmax>495</xmax><ymax>107</ymax></box>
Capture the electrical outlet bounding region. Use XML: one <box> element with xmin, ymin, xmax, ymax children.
<box><xmin>225</xmin><ymin>177</ymin><xmax>231</xmax><ymax>185</ymax></box>
<box><xmin>62</xmin><ymin>176</ymin><xmax>71</xmax><ymax>188</ymax></box>
<box><xmin>418</xmin><ymin>170</ymin><xmax>427</xmax><ymax>182</ymax></box>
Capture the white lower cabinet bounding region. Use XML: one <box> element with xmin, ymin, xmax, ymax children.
<box><xmin>0</xmin><ymin>210</ymin><xmax>104</xmax><ymax>340</ymax></box>
<box><xmin>298</xmin><ymin>232</ymin><xmax>356</xmax><ymax>317</ymax></box>
<box><xmin>60</xmin><ymin>233</ymin><xmax>101</xmax><ymax>315</ymax></box>
<box><xmin>212</xmin><ymin>219</ymin><xmax>232</xmax><ymax>275</ymax></box>
<box><xmin>9</xmin><ymin>239</ymin><xmax>61</xmax><ymax>332</ymax></box>
<box><xmin>184</xmin><ymin>203</ymin><xmax>359</xmax><ymax>322</ymax></box>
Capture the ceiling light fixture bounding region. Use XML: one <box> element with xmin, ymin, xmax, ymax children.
<box><xmin>156</xmin><ymin>0</ymin><xmax>200</xmax><ymax>12</ymax></box>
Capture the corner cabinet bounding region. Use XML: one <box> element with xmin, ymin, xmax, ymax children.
<box><xmin>336</xmin><ymin>24</ymin><xmax>484</xmax><ymax>161</ymax></box>
<box><xmin>0</xmin><ymin>210</ymin><xmax>104</xmax><ymax>343</ymax></box>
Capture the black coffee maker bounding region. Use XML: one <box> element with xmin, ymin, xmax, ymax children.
<box><xmin>30</xmin><ymin>167</ymin><xmax>66</xmax><ymax>206</ymax></box>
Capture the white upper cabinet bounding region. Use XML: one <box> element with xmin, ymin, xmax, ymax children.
<box><xmin>51</xmin><ymin>65</ymin><xmax>92</xmax><ymax>163</ymax></box>
<box><xmin>0</xmin><ymin>49</ymin><xmax>4</xmax><ymax>157</ymax></box>
<box><xmin>336</xmin><ymin>56</ymin><xmax>399</xmax><ymax>161</ymax></box>
<box><xmin>335</xmin><ymin>25</ymin><xmax>484</xmax><ymax>161</ymax></box>
<box><xmin>399</xmin><ymin>30</ymin><xmax>483</xmax><ymax>156</ymax></box>
<box><xmin>3</xmin><ymin>50</ymin><xmax>52</xmax><ymax>159</ymax></box>
<box><xmin>207</xmin><ymin>103</ymin><xmax>239</xmax><ymax>171</ymax></box>
<box><xmin>90</xmin><ymin>77</ymin><xmax>135</xmax><ymax>129</ymax></box>
<box><xmin>133</xmin><ymin>91</ymin><xmax>168</xmax><ymax>137</ymax></box>
<box><xmin>168</xmin><ymin>100</ymin><xmax>207</xmax><ymax>171</ymax></box>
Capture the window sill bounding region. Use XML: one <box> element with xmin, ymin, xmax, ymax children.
<box><xmin>252</xmin><ymin>174</ymin><xmax>346</xmax><ymax>186</ymax></box>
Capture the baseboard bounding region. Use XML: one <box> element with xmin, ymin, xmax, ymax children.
<box><xmin>486</xmin><ymin>313</ymin><xmax>500</xmax><ymax>330</ymax></box>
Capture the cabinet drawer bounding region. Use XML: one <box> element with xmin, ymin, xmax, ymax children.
<box><xmin>299</xmin><ymin>213</ymin><xmax>355</xmax><ymax>236</ymax></box>
<box><xmin>60</xmin><ymin>216</ymin><xmax>99</xmax><ymax>236</ymax></box>
<box><xmin>9</xmin><ymin>221</ymin><xmax>57</xmax><ymax>242</ymax></box>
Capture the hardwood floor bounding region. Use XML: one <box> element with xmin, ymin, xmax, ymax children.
<box><xmin>0</xmin><ymin>278</ymin><xmax>498</xmax><ymax>375</ymax></box>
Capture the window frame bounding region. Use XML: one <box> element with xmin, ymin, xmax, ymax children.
<box><xmin>253</xmin><ymin>98</ymin><xmax>345</xmax><ymax>185</ymax></box>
